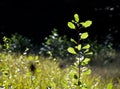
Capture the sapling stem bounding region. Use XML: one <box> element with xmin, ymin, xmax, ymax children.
<box><xmin>77</xmin><ymin>30</ymin><xmax>81</xmax><ymax>81</ymax></box>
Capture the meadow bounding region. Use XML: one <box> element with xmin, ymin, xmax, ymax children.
<box><xmin>0</xmin><ymin>51</ymin><xmax>120</xmax><ymax>89</ymax></box>
<box><xmin>0</xmin><ymin>14</ymin><xmax>120</xmax><ymax>89</ymax></box>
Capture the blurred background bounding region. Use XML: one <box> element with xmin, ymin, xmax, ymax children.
<box><xmin>0</xmin><ymin>0</ymin><xmax>120</xmax><ymax>48</ymax></box>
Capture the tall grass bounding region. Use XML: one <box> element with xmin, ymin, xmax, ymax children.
<box><xmin>0</xmin><ymin>52</ymin><xmax>66</xmax><ymax>89</ymax></box>
<box><xmin>0</xmin><ymin>52</ymin><xmax>120</xmax><ymax>89</ymax></box>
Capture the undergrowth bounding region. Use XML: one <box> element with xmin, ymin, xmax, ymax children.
<box><xmin>0</xmin><ymin>14</ymin><xmax>120</xmax><ymax>89</ymax></box>
<box><xmin>0</xmin><ymin>52</ymin><xmax>120</xmax><ymax>89</ymax></box>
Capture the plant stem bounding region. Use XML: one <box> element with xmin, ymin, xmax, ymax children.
<box><xmin>77</xmin><ymin>30</ymin><xmax>81</xmax><ymax>81</ymax></box>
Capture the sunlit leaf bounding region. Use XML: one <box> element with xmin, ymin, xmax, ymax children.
<box><xmin>72</xmin><ymin>20</ymin><xmax>75</xmax><ymax>23</ymax></box>
<box><xmin>82</xmin><ymin>44</ymin><xmax>90</xmax><ymax>49</ymax></box>
<box><xmin>75</xmin><ymin>46</ymin><xmax>78</xmax><ymax>49</ymax></box>
<box><xmin>107</xmin><ymin>82</ymin><xmax>113</xmax><ymax>89</ymax></box>
<box><xmin>80</xmin><ymin>20</ymin><xmax>92</xmax><ymax>28</ymax></box>
<box><xmin>70</xmin><ymin>38</ymin><xmax>77</xmax><ymax>44</ymax></box>
<box><xmin>78</xmin><ymin>44</ymin><xmax>81</xmax><ymax>50</ymax></box>
<box><xmin>67</xmin><ymin>47</ymin><xmax>77</xmax><ymax>54</ymax></box>
<box><xmin>84</xmin><ymin>49</ymin><xmax>89</xmax><ymax>53</ymax></box>
<box><xmin>74</xmin><ymin>14</ymin><xmax>79</xmax><ymax>22</ymax></box>
<box><xmin>46</xmin><ymin>39</ymin><xmax>51</xmax><ymax>45</ymax></box>
<box><xmin>86</xmin><ymin>52</ymin><xmax>93</xmax><ymax>55</ymax></box>
<box><xmin>28</xmin><ymin>55</ymin><xmax>33</xmax><ymax>60</ymax></box>
<box><xmin>67</xmin><ymin>22</ymin><xmax>76</xmax><ymax>29</ymax></box>
<box><xmin>81</xmin><ymin>58</ymin><xmax>91</xmax><ymax>65</ymax></box>
<box><xmin>83</xmin><ymin>69</ymin><xmax>92</xmax><ymax>75</ymax></box>
<box><xmin>80</xmin><ymin>32</ymin><xmax>88</xmax><ymax>39</ymax></box>
<box><xmin>47</xmin><ymin>51</ymin><xmax>52</xmax><ymax>57</ymax></box>
<box><xmin>75</xmin><ymin>44</ymin><xmax>81</xmax><ymax>50</ymax></box>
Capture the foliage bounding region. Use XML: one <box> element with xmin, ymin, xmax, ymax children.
<box><xmin>0</xmin><ymin>13</ymin><xmax>119</xmax><ymax>89</ymax></box>
<box><xmin>66</xmin><ymin>13</ymin><xmax>93</xmax><ymax>88</ymax></box>
<box><xmin>0</xmin><ymin>52</ymin><xmax>66</xmax><ymax>89</ymax></box>
<box><xmin>39</xmin><ymin>28</ymin><xmax>73</xmax><ymax>59</ymax></box>
<box><xmin>89</xmin><ymin>40</ymin><xmax>116</xmax><ymax>65</ymax></box>
<box><xmin>1</xmin><ymin>33</ymin><xmax>33</xmax><ymax>53</ymax></box>
<box><xmin>0</xmin><ymin>52</ymin><xmax>119</xmax><ymax>89</ymax></box>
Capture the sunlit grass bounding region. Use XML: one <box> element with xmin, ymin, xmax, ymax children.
<box><xmin>0</xmin><ymin>52</ymin><xmax>120</xmax><ymax>89</ymax></box>
<box><xmin>0</xmin><ymin>52</ymin><xmax>66</xmax><ymax>89</ymax></box>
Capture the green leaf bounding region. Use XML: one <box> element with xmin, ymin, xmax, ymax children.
<box><xmin>78</xmin><ymin>44</ymin><xmax>81</xmax><ymax>50</ymax></box>
<box><xmin>74</xmin><ymin>14</ymin><xmax>79</xmax><ymax>22</ymax></box>
<box><xmin>84</xmin><ymin>49</ymin><xmax>89</xmax><ymax>53</ymax></box>
<box><xmin>47</xmin><ymin>51</ymin><xmax>53</xmax><ymax>57</ymax></box>
<box><xmin>83</xmin><ymin>69</ymin><xmax>92</xmax><ymax>75</ymax></box>
<box><xmin>81</xmin><ymin>58</ymin><xmax>91</xmax><ymax>65</ymax></box>
<box><xmin>70</xmin><ymin>38</ymin><xmax>77</xmax><ymax>44</ymax></box>
<box><xmin>46</xmin><ymin>39</ymin><xmax>51</xmax><ymax>45</ymax></box>
<box><xmin>67</xmin><ymin>47</ymin><xmax>77</xmax><ymax>54</ymax></box>
<box><xmin>75</xmin><ymin>45</ymin><xmax>81</xmax><ymax>50</ymax></box>
<box><xmin>80</xmin><ymin>32</ymin><xmax>88</xmax><ymax>39</ymax></box>
<box><xmin>82</xmin><ymin>87</ymin><xmax>87</xmax><ymax>89</ymax></box>
<box><xmin>80</xmin><ymin>20</ymin><xmax>92</xmax><ymax>28</ymax></box>
<box><xmin>67</xmin><ymin>22</ymin><xmax>76</xmax><ymax>29</ymax></box>
<box><xmin>72</xmin><ymin>20</ymin><xmax>75</xmax><ymax>23</ymax></box>
<box><xmin>75</xmin><ymin>46</ymin><xmax>77</xmax><ymax>49</ymax></box>
<box><xmin>82</xmin><ymin>44</ymin><xmax>90</xmax><ymax>49</ymax></box>
<box><xmin>107</xmin><ymin>83</ymin><xmax>113</xmax><ymax>89</ymax></box>
<box><xmin>86</xmin><ymin>52</ymin><xmax>93</xmax><ymax>55</ymax></box>
<box><xmin>28</xmin><ymin>55</ymin><xmax>33</xmax><ymax>60</ymax></box>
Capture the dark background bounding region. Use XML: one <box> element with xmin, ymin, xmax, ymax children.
<box><xmin>0</xmin><ymin>0</ymin><xmax>120</xmax><ymax>48</ymax></box>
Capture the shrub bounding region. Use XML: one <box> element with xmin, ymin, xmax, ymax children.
<box><xmin>39</xmin><ymin>28</ymin><xmax>74</xmax><ymax>59</ymax></box>
<box><xmin>1</xmin><ymin>33</ymin><xmax>33</xmax><ymax>53</ymax></box>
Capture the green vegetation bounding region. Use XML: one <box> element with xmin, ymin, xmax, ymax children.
<box><xmin>0</xmin><ymin>14</ymin><xmax>120</xmax><ymax>89</ymax></box>
<box><xmin>67</xmin><ymin>13</ymin><xmax>93</xmax><ymax>88</ymax></box>
<box><xmin>0</xmin><ymin>52</ymin><xmax>120</xmax><ymax>89</ymax></box>
<box><xmin>39</xmin><ymin>28</ymin><xmax>73</xmax><ymax>59</ymax></box>
<box><xmin>0</xmin><ymin>53</ymin><xmax>66</xmax><ymax>89</ymax></box>
<box><xmin>0</xmin><ymin>33</ymin><xmax>33</xmax><ymax>53</ymax></box>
